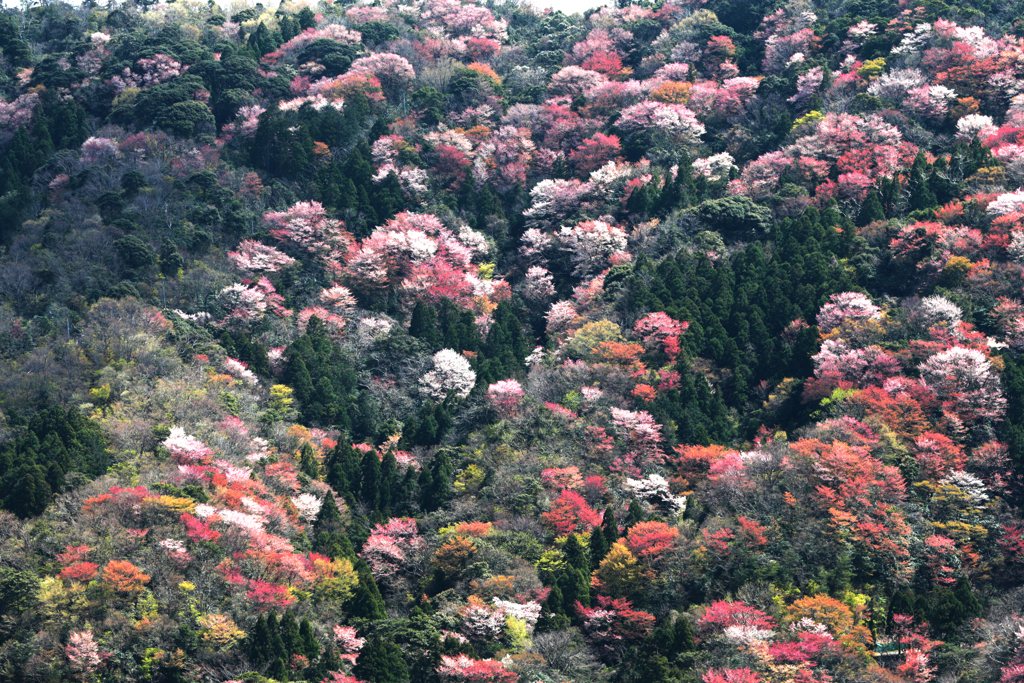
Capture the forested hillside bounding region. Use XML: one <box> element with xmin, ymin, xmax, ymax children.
<box><xmin>4</xmin><ymin>0</ymin><xmax>1024</xmax><ymax>681</ymax></box>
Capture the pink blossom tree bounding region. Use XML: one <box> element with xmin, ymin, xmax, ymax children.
<box><xmin>228</xmin><ymin>240</ymin><xmax>297</xmax><ymax>273</ymax></box>
<box><xmin>348</xmin><ymin>53</ymin><xmax>416</xmax><ymax>101</ymax></box>
<box><xmin>918</xmin><ymin>346</ymin><xmax>1006</xmax><ymax>423</ymax></box>
<box><xmin>487</xmin><ymin>379</ymin><xmax>525</xmax><ymax>417</ymax></box>
<box><xmin>66</xmin><ymin>630</ymin><xmax>103</xmax><ymax>678</ymax></box>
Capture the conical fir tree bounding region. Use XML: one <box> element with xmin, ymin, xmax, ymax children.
<box><xmin>353</xmin><ymin>636</ymin><xmax>409</xmax><ymax>683</ymax></box>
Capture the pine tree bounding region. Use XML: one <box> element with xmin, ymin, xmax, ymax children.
<box><xmin>907</xmin><ymin>153</ymin><xmax>937</xmax><ymax>212</ymax></box>
<box><xmin>353</xmin><ymin>636</ymin><xmax>409</xmax><ymax>683</ymax></box>
<box><xmin>266</xmin><ymin>656</ymin><xmax>289</xmax><ymax>682</ymax></box>
<box><xmin>409</xmin><ymin>300</ymin><xmax>439</xmax><ymax>349</ymax></box>
<box><xmin>857</xmin><ymin>189</ymin><xmax>885</xmax><ymax>227</ymax></box>
<box><xmin>266</xmin><ymin>613</ymin><xmax>287</xmax><ymax>663</ymax></box>
<box><xmin>379</xmin><ymin>450</ymin><xmax>397</xmax><ymax>514</ymax></box>
<box><xmin>279</xmin><ymin>611</ymin><xmax>302</xmax><ymax>659</ymax></box>
<box><xmin>589</xmin><ymin>523</ymin><xmax>610</xmax><ymax>571</ymax></box>
<box><xmin>346</xmin><ymin>561</ymin><xmax>387</xmax><ymax>620</ymax></box>
<box><xmin>420</xmin><ymin>449</ymin><xmax>454</xmax><ymax>511</ymax></box>
<box><xmin>624</xmin><ymin>500</ymin><xmax>645</xmax><ymax>529</ymax></box>
<box><xmin>603</xmin><ymin>506</ymin><xmax>620</xmax><ymax>547</ymax></box>
<box><xmin>299</xmin><ymin>443</ymin><xmax>320</xmax><ymax>480</ymax></box>
<box><xmin>299</xmin><ymin>618</ymin><xmax>320</xmax><ymax>659</ymax></box>
<box><xmin>247</xmin><ymin>614</ymin><xmax>272</xmax><ymax>665</ymax></box>
<box><xmin>313</xmin><ymin>495</ymin><xmax>353</xmax><ymax>559</ymax></box>
<box><xmin>359</xmin><ymin>448</ymin><xmax>381</xmax><ymax>510</ymax></box>
<box><xmin>563</xmin><ymin>533</ymin><xmax>589</xmax><ymax>574</ymax></box>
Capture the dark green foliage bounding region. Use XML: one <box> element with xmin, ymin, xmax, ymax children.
<box><xmin>299</xmin><ymin>443</ymin><xmax>320</xmax><ymax>479</ymax></box>
<box><xmin>589</xmin><ymin>521</ymin><xmax>610</xmax><ymax>571</ymax></box>
<box><xmin>695</xmin><ymin>195</ymin><xmax>773</xmax><ymax>237</ymax></box>
<box><xmin>312</xmin><ymin>493</ymin><xmax>354</xmax><ymax>560</ymax></box>
<box><xmin>857</xmin><ymin>190</ymin><xmax>886</xmax><ymax>226</ymax></box>
<box><xmin>477</xmin><ymin>301</ymin><xmax>529</xmax><ymax>385</ymax></box>
<box><xmin>419</xmin><ymin>449</ymin><xmax>455</xmax><ymax>512</ymax></box>
<box><xmin>284</xmin><ymin>318</ymin><xmax>363</xmax><ymax>434</ymax></box>
<box><xmin>1000</xmin><ymin>355</ymin><xmax>1024</xmax><ymax>489</ymax></box>
<box><xmin>353</xmin><ymin>636</ymin><xmax>409</xmax><ymax>683</ymax></box>
<box><xmin>360</xmin><ymin>447</ymin><xmax>382</xmax><ymax>510</ymax></box>
<box><xmin>346</xmin><ymin>560</ymin><xmax>387</xmax><ymax>620</ymax></box>
<box><xmin>0</xmin><ymin>407</ymin><xmax>109</xmax><ymax>518</ymax></box>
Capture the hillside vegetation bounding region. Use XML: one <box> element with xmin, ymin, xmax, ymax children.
<box><xmin>4</xmin><ymin>0</ymin><xmax>1024</xmax><ymax>682</ymax></box>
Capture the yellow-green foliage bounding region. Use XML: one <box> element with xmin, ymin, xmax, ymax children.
<box><xmin>504</xmin><ymin>616</ymin><xmax>531</xmax><ymax>653</ymax></box>
<box><xmin>562</xmin><ymin>320</ymin><xmax>625</xmax><ymax>360</ymax></box>
<box><xmin>792</xmin><ymin>110</ymin><xmax>824</xmax><ymax>131</ymax></box>
<box><xmin>857</xmin><ymin>58</ymin><xmax>886</xmax><ymax>80</ymax></box>
<box><xmin>454</xmin><ymin>464</ymin><xmax>487</xmax><ymax>494</ymax></box>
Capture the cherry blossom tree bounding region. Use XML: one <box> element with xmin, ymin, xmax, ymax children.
<box><xmin>348</xmin><ymin>53</ymin><xmax>416</xmax><ymax>101</ymax></box>
<box><xmin>918</xmin><ymin>346</ymin><xmax>1006</xmax><ymax>422</ymax></box>
<box><xmin>438</xmin><ymin>654</ymin><xmax>518</xmax><ymax>683</ymax></box>
<box><xmin>265</xmin><ymin>201</ymin><xmax>354</xmax><ymax>271</ymax></box>
<box><xmin>559</xmin><ymin>220</ymin><xmax>629</xmax><ymax>277</ymax></box>
<box><xmin>66</xmin><ymin>630</ymin><xmax>103</xmax><ymax>679</ymax></box>
<box><xmin>361</xmin><ymin>517</ymin><xmax>425</xmax><ymax>581</ymax></box>
<box><xmin>816</xmin><ymin>292</ymin><xmax>882</xmax><ymax>332</ymax></box>
<box><xmin>634</xmin><ymin>312</ymin><xmax>688</xmax><ymax>361</ymax></box>
<box><xmin>487</xmin><ymin>379</ymin><xmax>524</xmax><ymax>417</ymax></box>
<box><xmin>422</xmin><ymin>349</ymin><xmax>477</xmax><ymax>400</ymax></box>
<box><xmin>228</xmin><ymin>240</ymin><xmax>297</xmax><ymax>273</ymax></box>
<box><xmin>616</xmin><ymin>101</ymin><xmax>705</xmax><ymax>144</ymax></box>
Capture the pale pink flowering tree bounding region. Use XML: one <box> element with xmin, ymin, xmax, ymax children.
<box><xmin>333</xmin><ymin>625</ymin><xmax>366</xmax><ymax>664</ymax></box>
<box><xmin>291</xmin><ymin>493</ymin><xmax>323</xmax><ymax>521</ymax></box>
<box><xmin>693</xmin><ymin>152</ymin><xmax>736</xmax><ymax>181</ymax></box>
<box><xmin>360</xmin><ymin>517</ymin><xmax>425</xmax><ymax>581</ymax></box>
<box><xmin>265</xmin><ymin>201</ymin><xmax>354</xmax><ymax>270</ymax></box>
<box><xmin>867</xmin><ymin>68</ymin><xmax>928</xmax><ymax>101</ymax></box>
<box><xmin>918</xmin><ymin>346</ymin><xmax>1006</xmax><ymax>422</ymax></box>
<box><xmin>348</xmin><ymin>53</ymin><xmax>416</xmax><ymax>101</ymax></box>
<box><xmin>459</xmin><ymin>600</ymin><xmax>508</xmax><ymax>641</ymax></box>
<box><xmin>987</xmin><ymin>190</ymin><xmax>1024</xmax><ymax>217</ymax></box>
<box><xmin>904</xmin><ymin>85</ymin><xmax>957</xmax><ymax>120</ymax></box>
<box><xmin>421</xmin><ymin>349</ymin><xmax>477</xmax><ymax>400</ymax></box>
<box><xmin>0</xmin><ymin>92</ymin><xmax>40</xmax><ymax>138</ymax></box>
<box><xmin>223</xmin><ymin>357</ymin><xmax>259</xmax><ymax>386</ymax></box>
<box><xmin>218</xmin><ymin>278</ymin><xmax>291</xmax><ymax>325</ymax></box>
<box><xmin>163</xmin><ymin>428</ymin><xmax>212</xmax><ymax>465</ymax></box>
<box><xmin>809</xmin><ymin>340</ymin><xmax>902</xmax><ymax>391</ymax></box>
<box><xmin>634</xmin><ymin>312</ymin><xmax>688</xmax><ymax>361</ymax></box>
<box><xmin>66</xmin><ymin>630</ymin><xmax>103</xmax><ymax>678</ymax></box>
<box><xmin>816</xmin><ymin>292</ymin><xmax>882</xmax><ymax>332</ymax></box>
<box><xmin>788</xmin><ymin>67</ymin><xmax>824</xmax><ymax>107</ymax></box>
<box><xmin>522</xmin><ymin>179</ymin><xmax>593</xmax><ymax>229</ymax></box>
<box><xmin>487</xmin><ymin>379</ymin><xmax>525</xmax><ymax>417</ymax></box>
<box><xmin>559</xmin><ymin>220</ymin><xmax>629</xmax><ymax>277</ymax></box>
<box><xmin>545</xmin><ymin>301</ymin><xmax>579</xmax><ymax>336</ymax></box>
<box><xmin>520</xmin><ymin>266</ymin><xmax>556</xmax><ymax>302</ymax></box>
<box><xmin>610</xmin><ymin>407</ymin><xmax>665</xmax><ymax>474</ymax></box>
<box><xmin>109</xmin><ymin>53</ymin><xmax>182</xmax><ymax>92</ymax></box>
<box><xmin>320</xmin><ymin>285</ymin><xmax>358</xmax><ymax>316</ymax></box>
<box><xmin>230</xmin><ymin>104</ymin><xmax>266</xmax><ymax>138</ymax></box>
<box><xmin>616</xmin><ymin>101</ymin><xmax>705</xmax><ymax>145</ymax></box>
<box><xmin>228</xmin><ymin>240</ymin><xmax>297</xmax><ymax>273</ymax></box>
<box><xmin>80</xmin><ymin>137</ymin><xmax>122</xmax><ymax>164</ymax></box>
<box><xmin>763</xmin><ymin>28</ymin><xmax>816</xmax><ymax>73</ymax></box>
<box><xmin>549</xmin><ymin>65</ymin><xmax>608</xmax><ymax>97</ymax></box>
<box><xmin>297</xmin><ymin>306</ymin><xmax>346</xmax><ymax>337</ymax></box>
<box><xmin>956</xmin><ymin>114</ymin><xmax>997</xmax><ymax>142</ymax></box>
<box><xmin>519</xmin><ymin>229</ymin><xmax>554</xmax><ymax>265</ymax></box>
